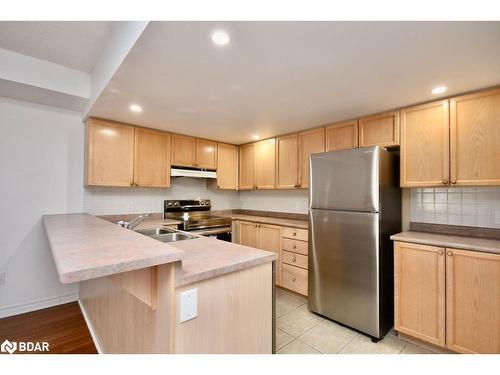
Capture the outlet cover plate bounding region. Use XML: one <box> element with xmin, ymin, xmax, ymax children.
<box><xmin>180</xmin><ymin>288</ymin><xmax>197</xmax><ymax>323</ymax></box>
<box><xmin>0</xmin><ymin>271</ymin><xmax>5</xmax><ymax>285</ymax></box>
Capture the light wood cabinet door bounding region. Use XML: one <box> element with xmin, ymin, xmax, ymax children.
<box><xmin>446</xmin><ymin>248</ymin><xmax>500</xmax><ymax>354</ymax></box>
<box><xmin>450</xmin><ymin>88</ymin><xmax>500</xmax><ymax>186</ymax></box>
<box><xmin>239</xmin><ymin>143</ymin><xmax>255</xmax><ymax>190</ymax></box>
<box><xmin>298</xmin><ymin>128</ymin><xmax>325</xmax><ymax>188</ymax></box>
<box><xmin>400</xmin><ymin>100</ymin><xmax>450</xmax><ymax>187</ymax></box>
<box><xmin>325</xmin><ymin>120</ymin><xmax>358</xmax><ymax>151</ymax></box>
<box><xmin>394</xmin><ymin>241</ymin><xmax>446</xmax><ymax>347</ymax></box>
<box><xmin>238</xmin><ymin>221</ymin><xmax>259</xmax><ymax>249</ymax></box>
<box><xmin>216</xmin><ymin>143</ymin><xmax>238</xmax><ymax>189</ymax></box>
<box><xmin>171</xmin><ymin>134</ymin><xmax>196</xmax><ymax>167</ymax></box>
<box><xmin>196</xmin><ymin>139</ymin><xmax>217</xmax><ymax>169</ymax></box>
<box><xmin>86</xmin><ymin>118</ymin><xmax>135</xmax><ymax>186</ymax></box>
<box><xmin>134</xmin><ymin>128</ymin><xmax>171</xmax><ymax>187</ymax></box>
<box><xmin>257</xmin><ymin>224</ymin><xmax>282</xmax><ymax>286</ymax></box>
<box><xmin>359</xmin><ymin>111</ymin><xmax>400</xmax><ymax>147</ymax></box>
<box><xmin>254</xmin><ymin>139</ymin><xmax>276</xmax><ymax>189</ymax></box>
<box><xmin>276</xmin><ymin>134</ymin><xmax>299</xmax><ymax>189</ymax></box>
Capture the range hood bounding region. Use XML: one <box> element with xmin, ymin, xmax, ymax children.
<box><xmin>171</xmin><ymin>167</ymin><xmax>217</xmax><ymax>179</ymax></box>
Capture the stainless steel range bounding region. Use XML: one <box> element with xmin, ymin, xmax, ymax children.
<box><xmin>164</xmin><ymin>199</ymin><xmax>232</xmax><ymax>241</ymax></box>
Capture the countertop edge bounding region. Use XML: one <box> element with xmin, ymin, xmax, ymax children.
<box><xmin>391</xmin><ymin>231</ymin><xmax>500</xmax><ymax>255</ymax></box>
<box><xmin>175</xmin><ymin>253</ymin><xmax>277</xmax><ymax>287</ymax></box>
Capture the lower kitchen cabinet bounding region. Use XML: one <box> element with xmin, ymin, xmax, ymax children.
<box><xmin>446</xmin><ymin>248</ymin><xmax>500</xmax><ymax>354</ymax></box>
<box><xmin>394</xmin><ymin>242</ymin><xmax>446</xmax><ymax>347</ymax></box>
<box><xmin>282</xmin><ymin>264</ymin><xmax>308</xmax><ymax>295</ymax></box>
<box><xmin>235</xmin><ymin>220</ymin><xmax>309</xmax><ymax>292</ymax></box>
<box><xmin>394</xmin><ymin>241</ymin><xmax>500</xmax><ymax>353</ymax></box>
<box><xmin>237</xmin><ymin>221</ymin><xmax>282</xmax><ymax>286</ymax></box>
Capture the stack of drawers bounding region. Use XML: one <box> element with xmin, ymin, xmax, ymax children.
<box><xmin>281</xmin><ymin>227</ymin><xmax>308</xmax><ymax>296</ymax></box>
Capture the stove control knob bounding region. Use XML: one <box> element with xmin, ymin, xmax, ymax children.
<box><xmin>174</xmin><ymin>202</ymin><xmax>179</xmax><ymax>206</ymax></box>
<box><xmin>167</xmin><ymin>202</ymin><xmax>172</xmax><ymax>206</ymax></box>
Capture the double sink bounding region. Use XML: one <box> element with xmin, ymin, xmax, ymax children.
<box><xmin>134</xmin><ymin>227</ymin><xmax>195</xmax><ymax>243</ymax></box>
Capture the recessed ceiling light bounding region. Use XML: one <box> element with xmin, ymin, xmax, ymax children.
<box><xmin>129</xmin><ymin>104</ymin><xmax>142</xmax><ymax>113</ymax></box>
<box><xmin>252</xmin><ymin>134</ymin><xmax>260</xmax><ymax>140</ymax></box>
<box><xmin>431</xmin><ymin>86</ymin><xmax>447</xmax><ymax>95</ymax></box>
<box><xmin>211</xmin><ymin>30</ymin><xmax>230</xmax><ymax>46</ymax></box>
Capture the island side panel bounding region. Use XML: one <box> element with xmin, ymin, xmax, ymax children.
<box><xmin>174</xmin><ymin>262</ymin><xmax>273</xmax><ymax>354</ymax></box>
<box><xmin>79</xmin><ymin>263</ymin><xmax>177</xmax><ymax>353</ymax></box>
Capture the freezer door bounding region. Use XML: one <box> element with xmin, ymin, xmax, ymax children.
<box><xmin>309</xmin><ymin>146</ymin><xmax>380</xmax><ymax>212</ymax></box>
<box><xmin>308</xmin><ymin>209</ymin><xmax>381</xmax><ymax>338</ymax></box>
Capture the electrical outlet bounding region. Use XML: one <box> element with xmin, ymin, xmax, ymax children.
<box><xmin>0</xmin><ymin>271</ymin><xmax>5</xmax><ymax>285</ymax></box>
<box><xmin>495</xmin><ymin>209</ymin><xmax>500</xmax><ymax>225</ymax></box>
<box><xmin>180</xmin><ymin>288</ymin><xmax>197</xmax><ymax>323</ymax></box>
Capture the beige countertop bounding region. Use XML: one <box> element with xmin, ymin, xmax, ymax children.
<box><xmin>391</xmin><ymin>231</ymin><xmax>500</xmax><ymax>255</ymax></box>
<box><xmin>222</xmin><ymin>213</ymin><xmax>308</xmax><ymax>229</ymax></box>
<box><xmin>43</xmin><ymin>213</ymin><xmax>276</xmax><ymax>286</ymax></box>
<box><xmin>169</xmin><ymin>237</ymin><xmax>277</xmax><ymax>287</ymax></box>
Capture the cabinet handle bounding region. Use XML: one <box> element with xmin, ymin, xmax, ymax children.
<box><xmin>292</xmin><ymin>277</ymin><xmax>296</xmax><ymax>282</ymax></box>
<box><xmin>442</xmin><ymin>180</ymin><xmax>448</xmax><ymax>185</ymax></box>
<box><xmin>438</xmin><ymin>250</ymin><xmax>443</xmax><ymax>255</ymax></box>
<box><xmin>292</xmin><ymin>231</ymin><xmax>297</xmax><ymax>236</ymax></box>
<box><xmin>298</xmin><ymin>184</ymin><xmax>301</xmax><ymax>188</ymax></box>
<box><xmin>217</xmin><ymin>185</ymin><xmax>220</xmax><ymax>189</ymax></box>
<box><xmin>451</xmin><ymin>180</ymin><xmax>457</xmax><ymax>185</ymax></box>
<box><xmin>292</xmin><ymin>256</ymin><xmax>296</xmax><ymax>262</ymax></box>
<box><xmin>447</xmin><ymin>251</ymin><xmax>453</xmax><ymax>256</ymax></box>
<box><xmin>130</xmin><ymin>181</ymin><xmax>134</xmax><ymax>186</ymax></box>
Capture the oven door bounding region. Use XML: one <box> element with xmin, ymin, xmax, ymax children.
<box><xmin>189</xmin><ymin>226</ymin><xmax>232</xmax><ymax>242</ymax></box>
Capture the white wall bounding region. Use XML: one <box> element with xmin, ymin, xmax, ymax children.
<box><xmin>239</xmin><ymin>189</ymin><xmax>309</xmax><ymax>214</ymax></box>
<box><xmin>84</xmin><ymin>178</ymin><xmax>240</xmax><ymax>215</ymax></box>
<box><xmin>0</xmin><ymin>97</ymin><xmax>83</xmax><ymax>317</ymax></box>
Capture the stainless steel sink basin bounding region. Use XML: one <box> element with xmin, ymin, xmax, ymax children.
<box><xmin>135</xmin><ymin>227</ymin><xmax>195</xmax><ymax>243</ymax></box>
<box><xmin>149</xmin><ymin>232</ymin><xmax>194</xmax><ymax>243</ymax></box>
<box><xmin>135</xmin><ymin>228</ymin><xmax>175</xmax><ymax>236</ymax></box>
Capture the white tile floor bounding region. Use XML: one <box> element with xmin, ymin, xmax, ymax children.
<box><xmin>275</xmin><ymin>288</ymin><xmax>434</xmax><ymax>354</ymax></box>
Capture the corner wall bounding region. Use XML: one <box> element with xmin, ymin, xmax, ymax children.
<box><xmin>0</xmin><ymin>97</ymin><xmax>83</xmax><ymax>317</ymax></box>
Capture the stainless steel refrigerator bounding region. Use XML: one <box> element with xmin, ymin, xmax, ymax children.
<box><xmin>308</xmin><ymin>146</ymin><xmax>401</xmax><ymax>340</ymax></box>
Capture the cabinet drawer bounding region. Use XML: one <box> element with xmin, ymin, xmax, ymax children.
<box><xmin>283</xmin><ymin>250</ymin><xmax>308</xmax><ymax>269</ymax></box>
<box><xmin>282</xmin><ymin>264</ymin><xmax>308</xmax><ymax>296</ymax></box>
<box><xmin>282</xmin><ymin>227</ymin><xmax>308</xmax><ymax>241</ymax></box>
<box><xmin>282</xmin><ymin>238</ymin><xmax>308</xmax><ymax>255</ymax></box>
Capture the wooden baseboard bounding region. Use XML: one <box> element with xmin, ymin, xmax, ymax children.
<box><xmin>0</xmin><ymin>292</ymin><xmax>79</xmax><ymax>319</ymax></box>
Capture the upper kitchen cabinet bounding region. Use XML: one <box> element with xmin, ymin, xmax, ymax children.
<box><xmin>171</xmin><ymin>134</ymin><xmax>196</xmax><ymax>167</ymax></box>
<box><xmin>171</xmin><ymin>134</ymin><xmax>217</xmax><ymax>169</ymax></box>
<box><xmin>239</xmin><ymin>139</ymin><xmax>276</xmax><ymax>190</ymax></box>
<box><xmin>239</xmin><ymin>143</ymin><xmax>256</xmax><ymax>190</ymax></box>
<box><xmin>255</xmin><ymin>138</ymin><xmax>276</xmax><ymax>189</ymax></box>
<box><xmin>298</xmin><ymin>128</ymin><xmax>325</xmax><ymax>188</ymax></box>
<box><xmin>216</xmin><ymin>143</ymin><xmax>238</xmax><ymax>189</ymax></box>
<box><xmin>450</xmin><ymin>88</ymin><xmax>500</xmax><ymax>186</ymax></box>
<box><xmin>400</xmin><ymin>100</ymin><xmax>450</xmax><ymax>187</ymax></box>
<box><xmin>276</xmin><ymin>133</ymin><xmax>299</xmax><ymax>189</ymax></box>
<box><xmin>134</xmin><ymin>128</ymin><xmax>171</xmax><ymax>187</ymax></box>
<box><xmin>196</xmin><ymin>138</ymin><xmax>217</xmax><ymax>169</ymax></box>
<box><xmin>86</xmin><ymin>118</ymin><xmax>135</xmax><ymax>187</ymax></box>
<box><xmin>359</xmin><ymin>111</ymin><xmax>400</xmax><ymax>148</ymax></box>
<box><xmin>325</xmin><ymin>120</ymin><xmax>358</xmax><ymax>151</ymax></box>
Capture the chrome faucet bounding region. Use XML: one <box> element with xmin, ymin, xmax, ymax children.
<box><xmin>117</xmin><ymin>213</ymin><xmax>152</xmax><ymax>230</ymax></box>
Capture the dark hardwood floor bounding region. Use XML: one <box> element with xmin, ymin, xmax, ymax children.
<box><xmin>0</xmin><ymin>302</ymin><xmax>97</xmax><ymax>354</ymax></box>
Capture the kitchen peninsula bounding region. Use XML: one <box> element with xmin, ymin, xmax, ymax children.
<box><xmin>43</xmin><ymin>213</ymin><xmax>276</xmax><ymax>354</ymax></box>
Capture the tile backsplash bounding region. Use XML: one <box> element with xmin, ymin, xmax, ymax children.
<box><xmin>410</xmin><ymin>187</ymin><xmax>500</xmax><ymax>228</ymax></box>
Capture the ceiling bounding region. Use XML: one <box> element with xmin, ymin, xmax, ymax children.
<box><xmin>89</xmin><ymin>21</ymin><xmax>500</xmax><ymax>144</ymax></box>
<box><xmin>0</xmin><ymin>21</ymin><xmax>114</xmax><ymax>72</ymax></box>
